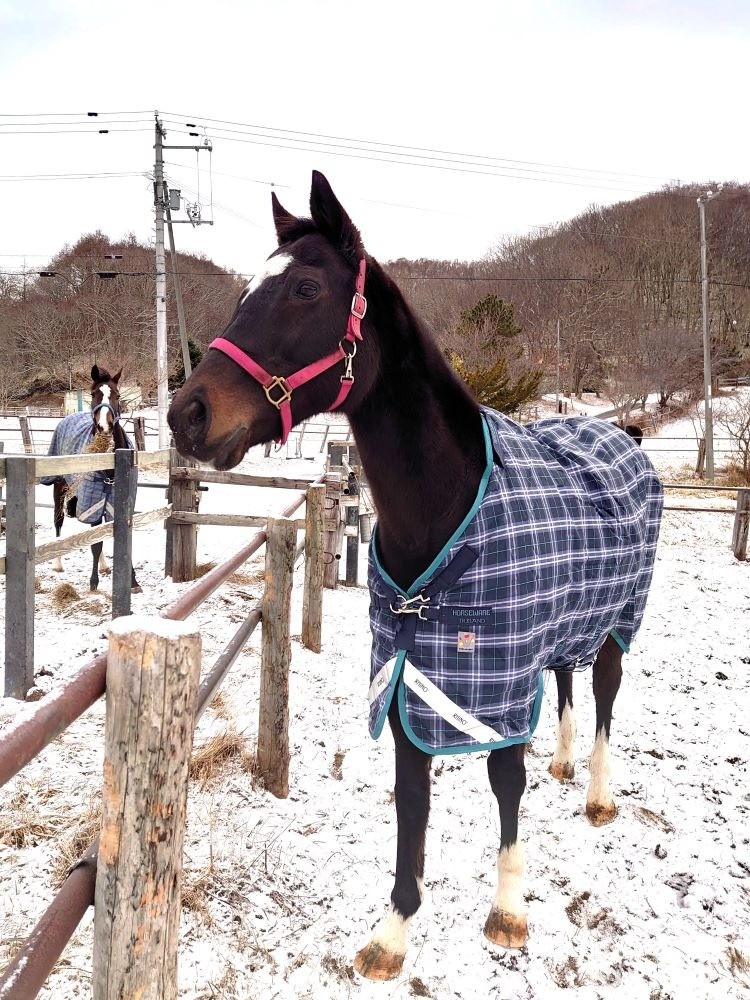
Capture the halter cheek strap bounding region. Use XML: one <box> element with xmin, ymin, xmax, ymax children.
<box><xmin>209</xmin><ymin>258</ymin><xmax>367</xmax><ymax>446</ymax></box>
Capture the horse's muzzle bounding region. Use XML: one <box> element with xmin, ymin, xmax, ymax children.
<box><xmin>168</xmin><ymin>387</ymin><xmax>248</xmax><ymax>469</ymax></box>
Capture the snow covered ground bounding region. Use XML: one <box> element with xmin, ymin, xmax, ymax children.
<box><xmin>0</xmin><ymin>411</ymin><xmax>748</xmax><ymax>999</ymax></box>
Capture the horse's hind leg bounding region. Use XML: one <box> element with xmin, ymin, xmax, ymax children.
<box><xmin>549</xmin><ymin>669</ymin><xmax>576</xmax><ymax>781</ymax></box>
<box><xmin>354</xmin><ymin>709</ymin><xmax>432</xmax><ymax>981</ymax></box>
<box><xmin>485</xmin><ymin>743</ymin><xmax>528</xmax><ymax>949</ymax></box>
<box><xmin>90</xmin><ymin>518</ymin><xmax>104</xmax><ymax>591</ymax></box>
<box><xmin>52</xmin><ymin>480</ymin><xmax>65</xmax><ymax>572</ymax></box>
<box><xmin>586</xmin><ymin>633</ymin><xmax>623</xmax><ymax>826</ymax></box>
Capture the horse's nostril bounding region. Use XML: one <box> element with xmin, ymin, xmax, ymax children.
<box><xmin>186</xmin><ymin>396</ymin><xmax>207</xmax><ymax>430</ymax></box>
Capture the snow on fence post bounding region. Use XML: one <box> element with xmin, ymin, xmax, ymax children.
<box><xmin>257</xmin><ymin>516</ymin><xmax>296</xmax><ymax>798</ymax></box>
<box><xmin>732</xmin><ymin>488</ymin><xmax>749</xmax><ymax>560</ymax></box>
<box><xmin>93</xmin><ymin>615</ymin><xmax>201</xmax><ymax>1000</ymax></box>
<box><xmin>302</xmin><ymin>483</ymin><xmax>325</xmax><ymax>653</ymax></box>
<box><xmin>3</xmin><ymin>456</ymin><xmax>36</xmax><ymax>699</ymax></box>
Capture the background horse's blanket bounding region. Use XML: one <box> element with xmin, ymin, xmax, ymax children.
<box><xmin>368</xmin><ymin>408</ymin><xmax>663</xmax><ymax>754</ymax></box>
<box><xmin>40</xmin><ymin>411</ymin><xmax>135</xmax><ymax>524</ymax></box>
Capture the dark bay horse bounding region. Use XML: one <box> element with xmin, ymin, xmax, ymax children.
<box><xmin>168</xmin><ymin>172</ymin><xmax>663</xmax><ymax>980</ymax></box>
<box><xmin>41</xmin><ymin>365</ymin><xmax>140</xmax><ymax>593</ymax></box>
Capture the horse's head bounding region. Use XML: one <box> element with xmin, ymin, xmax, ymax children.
<box><xmin>90</xmin><ymin>364</ymin><xmax>122</xmax><ymax>435</ymax></box>
<box><xmin>168</xmin><ymin>171</ymin><xmax>380</xmax><ymax>469</ymax></box>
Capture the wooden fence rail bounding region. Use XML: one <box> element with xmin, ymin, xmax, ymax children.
<box><xmin>1</xmin><ymin>448</ymin><xmax>171</xmax><ymax>699</ymax></box>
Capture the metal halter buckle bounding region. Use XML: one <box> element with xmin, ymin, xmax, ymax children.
<box><xmin>351</xmin><ymin>292</ymin><xmax>367</xmax><ymax>320</ymax></box>
<box><xmin>263</xmin><ymin>376</ymin><xmax>292</xmax><ymax>408</ymax></box>
<box><xmin>389</xmin><ymin>593</ymin><xmax>431</xmax><ymax>620</ymax></box>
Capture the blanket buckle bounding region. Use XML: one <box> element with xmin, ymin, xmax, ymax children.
<box><xmin>389</xmin><ymin>593</ymin><xmax>431</xmax><ymax>620</ymax></box>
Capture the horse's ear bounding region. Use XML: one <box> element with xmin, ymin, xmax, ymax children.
<box><xmin>271</xmin><ymin>192</ymin><xmax>299</xmax><ymax>245</ymax></box>
<box><xmin>91</xmin><ymin>364</ymin><xmax>101</xmax><ymax>383</ymax></box>
<box><xmin>309</xmin><ymin>171</ymin><xmax>363</xmax><ymax>258</ymax></box>
<box><xmin>111</xmin><ymin>369</ymin><xmax>122</xmax><ymax>384</ymax></box>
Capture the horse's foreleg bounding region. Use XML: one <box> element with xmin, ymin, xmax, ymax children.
<box><xmin>354</xmin><ymin>709</ymin><xmax>432</xmax><ymax>981</ymax></box>
<box><xmin>586</xmin><ymin>633</ymin><xmax>623</xmax><ymax>826</ymax></box>
<box><xmin>549</xmin><ymin>669</ymin><xmax>576</xmax><ymax>781</ymax></box>
<box><xmin>485</xmin><ymin>743</ymin><xmax>528</xmax><ymax>949</ymax></box>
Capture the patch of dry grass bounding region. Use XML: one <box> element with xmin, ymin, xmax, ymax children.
<box><xmin>0</xmin><ymin>785</ymin><xmax>60</xmax><ymax>848</ymax></box>
<box><xmin>52</xmin><ymin>582</ymin><xmax>80</xmax><ymax>609</ymax></box>
<box><xmin>196</xmin><ymin>561</ymin><xmax>218</xmax><ymax>579</ymax></box>
<box><xmin>34</xmin><ymin>576</ymin><xmax>45</xmax><ymax>594</ymax></box>
<box><xmin>182</xmin><ymin>867</ymin><xmax>217</xmax><ymax>925</ymax></box>
<box><xmin>725</xmin><ymin>947</ymin><xmax>750</xmax><ymax>989</ymax></box>
<box><xmin>50</xmin><ymin>799</ymin><xmax>101</xmax><ymax>888</ymax></box>
<box><xmin>189</xmin><ymin>728</ymin><xmax>254</xmax><ymax>785</ymax></box>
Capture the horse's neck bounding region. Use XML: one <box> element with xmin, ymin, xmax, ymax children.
<box><xmin>349</xmin><ymin>286</ymin><xmax>485</xmax><ymax>588</ymax></box>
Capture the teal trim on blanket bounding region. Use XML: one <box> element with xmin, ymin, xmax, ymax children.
<box><xmin>610</xmin><ymin>628</ymin><xmax>630</xmax><ymax>654</ymax></box>
<box><xmin>394</xmin><ymin>669</ymin><xmax>546</xmax><ymax>755</ymax></box>
<box><xmin>370</xmin><ymin>651</ymin><xmax>407</xmax><ymax>740</ymax></box>
<box><xmin>371</xmin><ymin>413</ymin><xmax>494</xmax><ymax>599</ymax></box>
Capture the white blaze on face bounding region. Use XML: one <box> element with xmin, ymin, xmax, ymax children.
<box><xmin>239</xmin><ymin>253</ymin><xmax>293</xmax><ymax>304</ymax></box>
<box><xmin>96</xmin><ymin>385</ymin><xmax>112</xmax><ymax>431</ymax></box>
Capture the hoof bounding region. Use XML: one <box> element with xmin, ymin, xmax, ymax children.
<box><xmin>586</xmin><ymin>801</ymin><xmax>617</xmax><ymax>826</ymax></box>
<box><xmin>89</xmin><ymin>584</ymin><xmax>99</xmax><ymax>592</ymax></box>
<box><xmin>353</xmin><ymin>942</ymin><xmax>404</xmax><ymax>981</ymax></box>
<box><xmin>549</xmin><ymin>760</ymin><xmax>575</xmax><ymax>782</ymax></box>
<box><xmin>100</xmin><ymin>566</ymin><xmax>111</xmax><ymax>577</ymax></box>
<box><xmin>52</xmin><ymin>564</ymin><xmax>63</xmax><ymax>574</ymax></box>
<box><xmin>131</xmin><ymin>585</ymin><xmax>143</xmax><ymax>594</ymax></box>
<box><xmin>484</xmin><ymin>909</ymin><xmax>528</xmax><ymax>949</ymax></box>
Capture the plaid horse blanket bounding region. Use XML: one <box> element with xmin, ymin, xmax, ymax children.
<box><xmin>39</xmin><ymin>411</ymin><xmax>135</xmax><ymax>525</ymax></box>
<box><xmin>368</xmin><ymin>408</ymin><xmax>663</xmax><ymax>755</ymax></box>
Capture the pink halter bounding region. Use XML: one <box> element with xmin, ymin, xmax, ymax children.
<box><xmin>209</xmin><ymin>258</ymin><xmax>367</xmax><ymax>445</ymax></box>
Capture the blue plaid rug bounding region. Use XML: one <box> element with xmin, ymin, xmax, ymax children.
<box><xmin>40</xmin><ymin>411</ymin><xmax>134</xmax><ymax>525</ymax></box>
<box><xmin>368</xmin><ymin>408</ymin><xmax>663</xmax><ymax>755</ymax></box>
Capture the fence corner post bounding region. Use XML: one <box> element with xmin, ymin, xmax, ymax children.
<box><xmin>323</xmin><ymin>472</ymin><xmax>343</xmax><ymax>590</ymax></box>
<box><xmin>168</xmin><ymin>450</ymin><xmax>198</xmax><ymax>582</ymax></box>
<box><xmin>4</xmin><ymin>456</ymin><xmax>36</xmax><ymax>699</ymax></box>
<box><xmin>93</xmin><ymin>615</ymin><xmax>201</xmax><ymax>1000</ymax></box>
<box><xmin>302</xmin><ymin>484</ymin><xmax>325</xmax><ymax>653</ymax></box>
<box><xmin>112</xmin><ymin>448</ymin><xmax>136</xmax><ymax>619</ymax></box>
<box><xmin>732</xmin><ymin>487</ymin><xmax>750</xmax><ymax>560</ymax></box>
<box><xmin>258</xmin><ymin>517</ymin><xmax>295</xmax><ymax>798</ymax></box>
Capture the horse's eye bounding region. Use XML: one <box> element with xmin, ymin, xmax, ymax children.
<box><xmin>295</xmin><ymin>281</ymin><xmax>319</xmax><ymax>299</ymax></box>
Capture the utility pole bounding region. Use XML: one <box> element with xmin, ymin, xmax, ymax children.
<box><xmin>555</xmin><ymin>318</ymin><xmax>561</xmax><ymax>414</ymax></box>
<box><xmin>697</xmin><ymin>187</ymin><xmax>721</xmax><ymax>482</ymax></box>
<box><xmin>152</xmin><ymin>112</ymin><xmax>213</xmax><ymax>447</ymax></box>
<box><xmin>154</xmin><ymin>114</ymin><xmax>169</xmax><ymax>448</ymax></box>
<box><xmin>164</xmin><ymin>181</ymin><xmax>192</xmax><ymax>379</ymax></box>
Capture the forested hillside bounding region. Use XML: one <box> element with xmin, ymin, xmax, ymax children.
<box><xmin>0</xmin><ymin>232</ymin><xmax>244</xmax><ymax>405</ymax></box>
<box><xmin>2</xmin><ymin>183</ymin><xmax>748</xmax><ymax>410</ymax></box>
<box><xmin>387</xmin><ymin>183</ymin><xmax>750</xmax><ymax>408</ymax></box>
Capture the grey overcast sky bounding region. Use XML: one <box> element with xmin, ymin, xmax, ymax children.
<box><xmin>1</xmin><ymin>0</ymin><xmax>748</xmax><ymax>278</ymax></box>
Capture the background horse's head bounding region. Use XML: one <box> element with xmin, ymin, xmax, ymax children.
<box><xmin>91</xmin><ymin>364</ymin><xmax>122</xmax><ymax>436</ymax></box>
<box><xmin>168</xmin><ymin>171</ymin><xmax>380</xmax><ymax>469</ymax></box>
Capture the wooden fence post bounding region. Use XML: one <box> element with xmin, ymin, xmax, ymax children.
<box><xmin>19</xmin><ymin>415</ymin><xmax>33</xmax><ymax>454</ymax></box>
<box><xmin>696</xmin><ymin>438</ymin><xmax>706</xmax><ymax>477</ymax></box>
<box><xmin>93</xmin><ymin>616</ymin><xmax>201</xmax><ymax>1000</ymax></box>
<box><xmin>257</xmin><ymin>517</ymin><xmax>295</xmax><ymax>798</ymax></box>
<box><xmin>344</xmin><ymin>470</ymin><xmax>360</xmax><ymax>586</ymax></box>
<box><xmin>0</xmin><ymin>441</ymin><xmax>5</xmax><ymax>537</ymax></box>
<box><xmin>169</xmin><ymin>449</ymin><xmax>199</xmax><ymax>582</ymax></box>
<box><xmin>4</xmin><ymin>457</ymin><xmax>36</xmax><ymax>699</ymax></box>
<box><xmin>323</xmin><ymin>472</ymin><xmax>343</xmax><ymax>589</ymax></box>
<box><xmin>133</xmin><ymin>416</ymin><xmax>146</xmax><ymax>451</ymax></box>
<box><xmin>302</xmin><ymin>484</ymin><xmax>325</xmax><ymax>652</ymax></box>
<box><xmin>732</xmin><ymin>488</ymin><xmax>750</xmax><ymax>560</ymax></box>
<box><xmin>111</xmin><ymin>449</ymin><xmax>136</xmax><ymax>619</ymax></box>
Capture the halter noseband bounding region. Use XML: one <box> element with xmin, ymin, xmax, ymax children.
<box><xmin>208</xmin><ymin>258</ymin><xmax>367</xmax><ymax>445</ymax></box>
